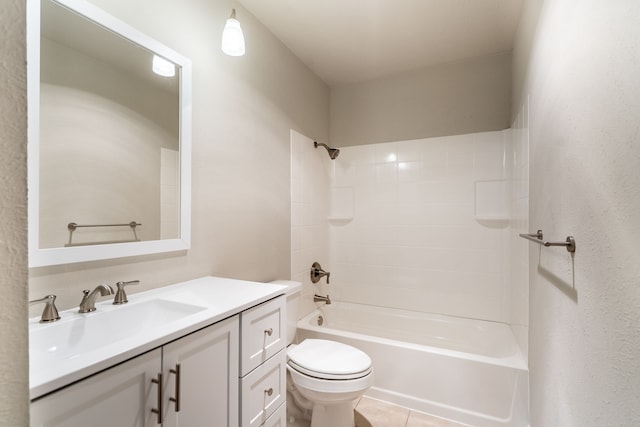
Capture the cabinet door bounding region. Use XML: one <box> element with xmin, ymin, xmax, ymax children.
<box><xmin>162</xmin><ymin>315</ymin><xmax>239</xmax><ymax>427</ymax></box>
<box><xmin>30</xmin><ymin>349</ymin><xmax>161</xmax><ymax>427</ymax></box>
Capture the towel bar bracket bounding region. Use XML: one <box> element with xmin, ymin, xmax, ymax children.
<box><xmin>519</xmin><ymin>230</ymin><xmax>576</xmax><ymax>253</ymax></box>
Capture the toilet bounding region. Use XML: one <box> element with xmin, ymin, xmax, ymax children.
<box><xmin>269</xmin><ymin>280</ymin><xmax>373</xmax><ymax>427</ymax></box>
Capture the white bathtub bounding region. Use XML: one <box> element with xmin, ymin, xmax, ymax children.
<box><xmin>296</xmin><ymin>302</ymin><xmax>529</xmax><ymax>427</ymax></box>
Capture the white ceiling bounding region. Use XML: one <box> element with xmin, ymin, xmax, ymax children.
<box><xmin>238</xmin><ymin>0</ymin><xmax>524</xmax><ymax>87</ymax></box>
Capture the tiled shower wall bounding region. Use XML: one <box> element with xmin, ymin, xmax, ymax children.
<box><xmin>290</xmin><ymin>130</ymin><xmax>331</xmax><ymax>317</ymax></box>
<box><xmin>329</xmin><ymin>131</ymin><xmax>517</xmax><ymax>324</ymax></box>
<box><xmin>291</xmin><ymin>128</ymin><xmax>529</xmax><ymax>340</ymax></box>
<box><xmin>507</xmin><ymin>101</ymin><xmax>530</xmax><ymax>355</ymax></box>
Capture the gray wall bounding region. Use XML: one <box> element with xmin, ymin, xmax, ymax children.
<box><xmin>330</xmin><ymin>52</ymin><xmax>512</xmax><ymax>147</ymax></box>
<box><xmin>513</xmin><ymin>0</ymin><xmax>640</xmax><ymax>424</ymax></box>
<box><xmin>0</xmin><ymin>1</ymin><xmax>29</xmax><ymax>426</ymax></box>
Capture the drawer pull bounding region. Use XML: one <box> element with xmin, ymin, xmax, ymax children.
<box><xmin>151</xmin><ymin>372</ymin><xmax>163</xmax><ymax>424</ymax></box>
<box><xmin>265</xmin><ymin>387</ymin><xmax>274</xmax><ymax>397</ymax></box>
<box><xmin>265</xmin><ymin>328</ymin><xmax>273</xmax><ymax>336</ymax></box>
<box><xmin>169</xmin><ymin>363</ymin><xmax>181</xmax><ymax>412</ymax></box>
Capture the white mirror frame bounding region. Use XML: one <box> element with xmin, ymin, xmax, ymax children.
<box><xmin>27</xmin><ymin>0</ymin><xmax>192</xmax><ymax>267</ymax></box>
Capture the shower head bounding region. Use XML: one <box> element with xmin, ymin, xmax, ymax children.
<box><xmin>314</xmin><ymin>141</ymin><xmax>340</xmax><ymax>159</ymax></box>
<box><xmin>327</xmin><ymin>147</ymin><xmax>340</xmax><ymax>159</ymax></box>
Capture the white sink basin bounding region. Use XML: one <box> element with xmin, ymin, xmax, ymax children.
<box><xmin>29</xmin><ymin>276</ymin><xmax>288</xmax><ymax>400</ymax></box>
<box><xmin>30</xmin><ymin>299</ymin><xmax>206</xmax><ymax>361</ymax></box>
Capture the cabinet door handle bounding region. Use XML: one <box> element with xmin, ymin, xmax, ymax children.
<box><xmin>169</xmin><ymin>364</ymin><xmax>181</xmax><ymax>412</ymax></box>
<box><xmin>151</xmin><ymin>372</ymin><xmax>163</xmax><ymax>424</ymax></box>
<box><xmin>265</xmin><ymin>387</ymin><xmax>273</xmax><ymax>397</ymax></box>
<box><xmin>265</xmin><ymin>328</ymin><xmax>273</xmax><ymax>336</ymax></box>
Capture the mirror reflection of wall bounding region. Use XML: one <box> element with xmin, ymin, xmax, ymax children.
<box><xmin>39</xmin><ymin>0</ymin><xmax>180</xmax><ymax>248</ymax></box>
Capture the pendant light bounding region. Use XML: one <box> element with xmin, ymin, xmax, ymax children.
<box><xmin>221</xmin><ymin>8</ymin><xmax>245</xmax><ymax>56</ymax></box>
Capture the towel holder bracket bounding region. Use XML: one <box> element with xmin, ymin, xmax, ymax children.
<box><xmin>519</xmin><ymin>229</ymin><xmax>576</xmax><ymax>253</ymax></box>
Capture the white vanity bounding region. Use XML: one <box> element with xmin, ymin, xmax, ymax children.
<box><xmin>30</xmin><ymin>276</ymin><xmax>287</xmax><ymax>427</ymax></box>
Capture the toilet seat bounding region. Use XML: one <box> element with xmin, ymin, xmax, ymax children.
<box><xmin>288</xmin><ymin>339</ymin><xmax>372</xmax><ymax>380</ymax></box>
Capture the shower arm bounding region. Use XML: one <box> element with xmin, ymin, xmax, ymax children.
<box><xmin>313</xmin><ymin>141</ymin><xmax>340</xmax><ymax>159</ymax></box>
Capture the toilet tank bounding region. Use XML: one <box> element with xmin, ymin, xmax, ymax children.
<box><xmin>268</xmin><ymin>280</ymin><xmax>302</xmax><ymax>345</ymax></box>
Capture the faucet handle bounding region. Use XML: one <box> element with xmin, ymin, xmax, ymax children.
<box><xmin>310</xmin><ymin>262</ymin><xmax>331</xmax><ymax>284</ymax></box>
<box><xmin>113</xmin><ymin>280</ymin><xmax>140</xmax><ymax>305</ymax></box>
<box><xmin>30</xmin><ymin>294</ymin><xmax>61</xmax><ymax>323</ymax></box>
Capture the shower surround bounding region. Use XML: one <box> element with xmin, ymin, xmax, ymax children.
<box><xmin>291</xmin><ymin>125</ymin><xmax>529</xmax><ymax>341</ymax></box>
<box><xmin>336</xmin><ymin>128</ymin><xmax>528</xmax><ymax>324</ymax></box>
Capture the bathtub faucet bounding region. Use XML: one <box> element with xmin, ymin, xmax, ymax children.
<box><xmin>313</xmin><ymin>294</ymin><xmax>331</xmax><ymax>305</ymax></box>
<box><xmin>310</xmin><ymin>262</ymin><xmax>331</xmax><ymax>284</ymax></box>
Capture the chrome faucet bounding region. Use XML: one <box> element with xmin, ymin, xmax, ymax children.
<box><xmin>310</xmin><ymin>262</ymin><xmax>331</xmax><ymax>284</ymax></box>
<box><xmin>78</xmin><ymin>284</ymin><xmax>114</xmax><ymax>313</ymax></box>
<box><xmin>113</xmin><ymin>280</ymin><xmax>140</xmax><ymax>304</ymax></box>
<box><xmin>30</xmin><ymin>295</ymin><xmax>61</xmax><ymax>323</ymax></box>
<box><xmin>313</xmin><ymin>294</ymin><xmax>331</xmax><ymax>305</ymax></box>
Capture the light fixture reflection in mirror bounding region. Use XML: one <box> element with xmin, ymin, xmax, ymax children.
<box><xmin>153</xmin><ymin>55</ymin><xmax>176</xmax><ymax>77</ymax></box>
<box><xmin>27</xmin><ymin>0</ymin><xmax>193</xmax><ymax>267</ymax></box>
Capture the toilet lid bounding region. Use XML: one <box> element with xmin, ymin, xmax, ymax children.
<box><xmin>288</xmin><ymin>339</ymin><xmax>372</xmax><ymax>379</ymax></box>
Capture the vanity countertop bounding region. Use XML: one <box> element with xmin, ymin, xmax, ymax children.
<box><xmin>29</xmin><ymin>276</ymin><xmax>286</xmax><ymax>400</ymax></box>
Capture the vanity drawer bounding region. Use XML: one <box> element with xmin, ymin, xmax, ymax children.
<box><xmin>240</xmin><ymin>348</ymin><xmax>286</xmax><ymax>427</ymax></box>
<box><xmin>262</xmin><ymin>401</ymin><xmax>286</xmax><ymax>427</ymax></box>
<box><xmin>240</xmin><ymin>296</ymin><xmax>285</xmax><ymax>375</ymax></box>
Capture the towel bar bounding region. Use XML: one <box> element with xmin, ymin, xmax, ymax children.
<box><xmin>66</xmin><ymin>221</ymin><xmax>141</xmax><ymax>246</ymax></box>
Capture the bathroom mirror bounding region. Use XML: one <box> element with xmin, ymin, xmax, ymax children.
<box><xmin>27</xmin><ymin>0</ymin><xmax>192</xmax><ymax>267</ymax></box>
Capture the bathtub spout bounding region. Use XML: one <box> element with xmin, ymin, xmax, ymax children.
<box><xmin>313</xmin><ymin>294</ymin><xmax>331</xmax><ymax>305</ymax></box>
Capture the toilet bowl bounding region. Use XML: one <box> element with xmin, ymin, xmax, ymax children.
<box><xmin>268</xmin><ymin>280</ymin><xmax>374</xmax><ymax>427</ymax></box>
<box><xmin>287</xmin><ymin>339</ymin><xmax>373</xmax><ymax>426</ymax></box>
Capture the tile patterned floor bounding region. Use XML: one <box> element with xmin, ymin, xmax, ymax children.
<box><xmin>354</xmin><ymin>397</ymin><xmax>470</xmax><ymax>427</ymax></box>
<box><xmin>287</xmin><ymin>396</ymin><xmax>470</xmax><ymax>427</ymax></box>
